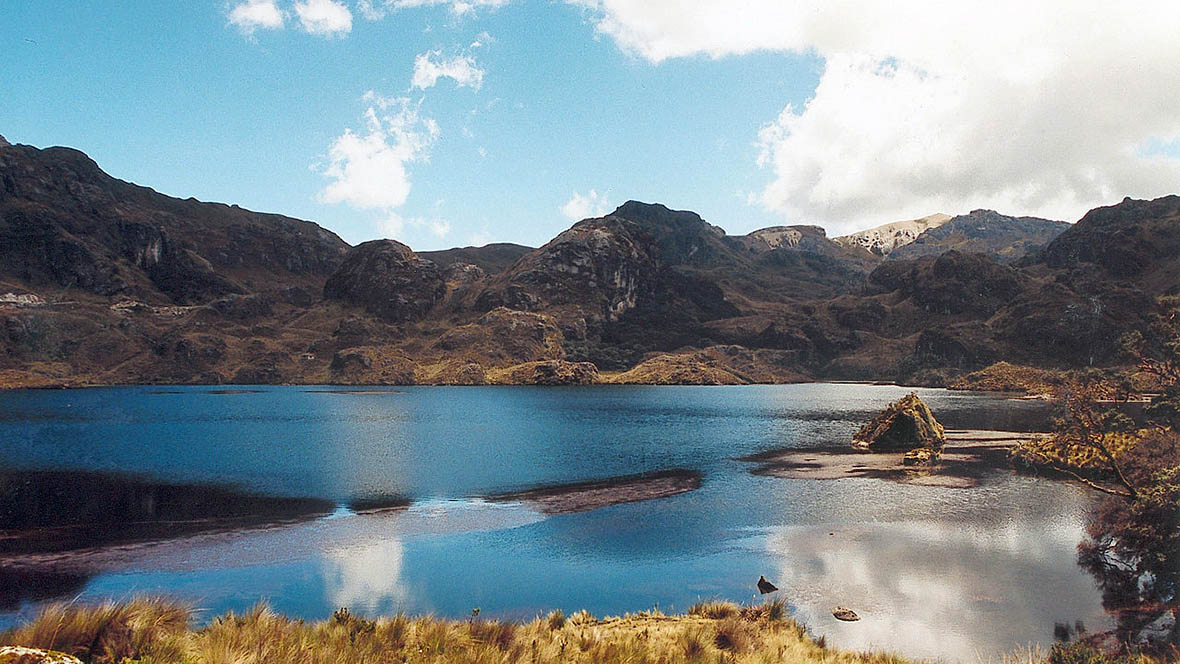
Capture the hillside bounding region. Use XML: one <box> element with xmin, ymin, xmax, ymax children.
<box><xmin>1</xmin><ymin>140</ymin><xmax>1174</xmax><ymax>387</ymax></box>
<box><xmin>888</xmin><ymin>210</ymin><xmax>1069</xmax><ymax>263</ymax></box>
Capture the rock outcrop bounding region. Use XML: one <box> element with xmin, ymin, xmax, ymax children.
<box><xmin>852</xmin><ymin>393</ymin><xmax>945</xmax><ymax>451</ymax></box>
<box><xmin>491</xmin><ymin>359</ymin><xmax>599</xmax><ymax>385</ymax></box>
<box><xmin>835</xmin><ymin>213</ymin><xmax>952</xmax><ymax>256</ymax></box>
<box><xmin>323</xmin><ymin>240</ymin><xmax>445</xmax><ymax>322</ymax></box>
<box><xmin>328</xmin><ymin>346</ymin><xmax>417</xmax><ymax>384</ymax></box>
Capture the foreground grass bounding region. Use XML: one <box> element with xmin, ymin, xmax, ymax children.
<box><xmin>0</xmin><ymin>598</ymin><xmax>1162</xmax><ymax>664</ymax></box>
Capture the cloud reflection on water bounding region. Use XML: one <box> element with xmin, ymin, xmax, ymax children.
<box><xmin>768</xmin><ymin>518</ymin><xmax>1109</xmax><ymax>661</ymax></box>
<box><xmin>322</xmin><ymin>538</ymin><xmax>408</xmax><ymax>615</ymax></box>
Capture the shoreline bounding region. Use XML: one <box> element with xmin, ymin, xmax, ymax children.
<box><xmin>743</xmin><ymin>429</ymin><xmax>1046</xmax><ymax>488</ymax></box>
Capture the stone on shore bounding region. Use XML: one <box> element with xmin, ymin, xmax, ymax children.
<box><xmin>852</xmin><ymin>392</ymin><xmax>945</xmax><ymax>451</ymax></box>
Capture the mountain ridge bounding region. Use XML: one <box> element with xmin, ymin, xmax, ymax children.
<box><xmin>1</xmin><ymin>140</ymin><xmax>1172</xmax><ymax>388</ymax></box>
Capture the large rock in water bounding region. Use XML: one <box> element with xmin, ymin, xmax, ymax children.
<box><xmin>852</xmin><ymin>392</ymin><xmax>945</xmax><ymax>451</ymax></box>
<box><xmin>323</xmin><ymin>240</ymin><xmax>445</xmax><ymax>322</ymax></box>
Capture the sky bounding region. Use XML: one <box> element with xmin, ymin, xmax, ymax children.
<box><xmin>3</xmin><ymin>1</ymin><xmax>1180</xmax><ymax>251</ymax></box>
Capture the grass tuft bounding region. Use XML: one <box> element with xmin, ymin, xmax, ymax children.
<box><xmin>688</xmin><ymin>600</ymin><xmax>739</xmax><ymax>620</ymax></box>
<box><xmin>545</xmin><ymin>609</ymin><xmax>565</xmax><ymax>631</ymax></box>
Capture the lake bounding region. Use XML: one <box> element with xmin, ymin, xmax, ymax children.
<box><xmin>0</xmin><ymin>384</ymin><xmax>1105</xmax><ymax>661</ymax></box>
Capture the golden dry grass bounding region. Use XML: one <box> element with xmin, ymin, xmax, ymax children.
<box><xmin>0</xmin><ymin>599</ymin><xmax>925</xmax><ymax>664</ymax></box>
<box><xmin>3</xmin><ymin>599</ymin><xmax>1163</xmax><ymax>664</ymax></box>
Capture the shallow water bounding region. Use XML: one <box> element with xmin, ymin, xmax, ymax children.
<box><xmin>0</xmin><ymin>384</ymin><xmax>1104</xmax><ymax>661</ymax></box>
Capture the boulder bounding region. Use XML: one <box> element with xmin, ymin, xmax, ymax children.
<box><xmin>852</xmin><ymin>392</ymin><xmax>945</xmax><ymax>451</ymax></box>
<box><xmin>902</xmin><ymin>447</ymin><xmax>941</xmax><ymax>466</ymax></box>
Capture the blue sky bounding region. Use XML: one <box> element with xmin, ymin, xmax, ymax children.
<box><xmin>4</xmin><ymin>1</ymin><xmax>1179</xmax><ymax>250</ymax></box>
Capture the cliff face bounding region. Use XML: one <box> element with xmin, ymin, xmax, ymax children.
<box><xmin>1</xmin><ymin>141</ymin><xmax>1174</xmax><ymax>387</ymax></box>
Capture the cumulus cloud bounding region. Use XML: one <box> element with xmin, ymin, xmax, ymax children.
<box><xmin>227</xmin><ymin>0</ymin><xmax>284</xmax><ymax>33</ymax></box>
<box><xmin>294</xmin><ymin>0</ymin><xmax>352</xmax><ymax>37</ymax></box>
<box><xmin>411</xmin><ymin>51</ymin><xmax>485</xmax><ymax>91</ymax></box>
<box><xmin>574</xmin><ymin>0</ymin><xmax>1180</xmax><ymax>231</ymax></box>
<box><xmin>319</xmin><ymin>93</ymin><xmax>439</xmax><ymax>217</ymax></box>
<box><xmin>561</xmin><ymin>189</ymin><xmax>611</xmax><ymax>220</ymax></box>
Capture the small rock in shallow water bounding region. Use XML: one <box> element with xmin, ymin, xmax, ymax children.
<box><xmin>832</xmin><ymin>607</ymin><xmax>860</xmax><ymax>622</ymax></box>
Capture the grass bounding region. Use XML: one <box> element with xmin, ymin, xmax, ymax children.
<box><xmin>2</xmin><ymin>599</ymin><xmax>1166</xmax><ymax>664</ymax></box>
<box><xmin>1</xmin><ymin>598</ymin><xmax>892</xmax><ymax>664</ymax></box>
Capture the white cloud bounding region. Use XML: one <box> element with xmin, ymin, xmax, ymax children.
<box><xmin>574</xmin><ymin>0</ymin><xmax>1180</xmax><ymax>231</ymax></box>
<box><xmin>319</xmin><ymin>93</ymin><xmax>439</xmax><ymax>215</ymax></box>
<box><xmin>390</xmin><ymin>0</ymin><xmax>510</xmax><ymax>15</ymax></box>
<box><xmin>377</xmin><ymin>212</ymin><xmax>451</xmax><ymax>239</ymax></box>
<box><xmin>561</xmin><ymin>189</ymin><xmax>611</xmax><ymax>221</ymax></box>
<box><xmin>357</xmin><ymin>0</ymin><xmax>385</xmax><ymax>20</ymax></box>
<box><xmin>227</xmin><ymin>0</ymin><xmax>284</xmax><ymax>33</ymax></box>
<box><xmin>294</xmin><ymin>0</ymin><xmax>352</xmax><ymax>37</ymax></box>
<box><xmin>411</xmin><ymin>51</ymin><xmax>485</xmax><ymax>91</ymax></box>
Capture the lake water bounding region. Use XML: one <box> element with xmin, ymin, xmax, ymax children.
<box><xmin>0</xmin><ymin>384</ymin><xmax>1106</xmax><ymax>661</ymax></box>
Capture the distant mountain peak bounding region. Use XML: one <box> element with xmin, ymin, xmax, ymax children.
<box><xmin>0</xmin><ymin>134</ymin><xmax>10</xmax><ymax>148</ymax></box>
<box><xmin>834</xmin><ymin>213</ymin><xmax>952</xmax><ymax>256</ymax></box>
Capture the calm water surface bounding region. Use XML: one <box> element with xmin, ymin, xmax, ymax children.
<box><xmin>0</xmin><ymin>384</ymin><xmax>1105</xmax><ymax>661</ymax></box>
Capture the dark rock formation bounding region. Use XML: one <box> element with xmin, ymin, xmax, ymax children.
<box><xmin>1037</xmin><ymin>195</ymin><xmax>1180</xmax><ymax>295</ymax></box>
<box><xmin>323</xmin><ymin>240</ymin><xmax>445</xmax><ymax>322</ymax></box>
<box><xmin>869</xmin><ymin>251</ymin><xmax>1026</xmax><ymax>317</ymax></box>
<box><xmin>852</xmin><ymin>393</ymin><xmax>945</xmax><ymax>451</ymax></box>
<box><xmin>757</xmin><ymin>575</ymin><xmax>778</xmax><ymax>594</ymax></box>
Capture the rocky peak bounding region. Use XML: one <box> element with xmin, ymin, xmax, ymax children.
<box><xmin>834</xmin><ymin>213</ymin><xmax>952</xmax><ymax>256</ymax></box>
<box><xmin>1038</xmin><ymin>194</ymin><xmax>1180</xmax><ymax>290</ymax></box>
<box><xmin>323</xmin><ymin>239</ymin><xmax>446</xmax><ymax>322</ymax></box>
<box><xmin>0</xmin><ymin>135</ymin><xmax>10</xmax><ymax>148</ymax></box>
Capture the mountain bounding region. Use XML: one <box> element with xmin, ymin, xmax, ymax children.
<box><xmin>0</xmin><ymin>142</ymin><xmax>346</xmax><ymax>305</ymax></box>
<box><xmin>834</xmin><ymin>213</ymin><xmax>951</xmax><ymax>256</ymax></box>
<box><xmin>1</xmin><ymin>140</ymin><xmax>1174</xmax><ymax>387</ymax></box>
<box><xmin>418</xmin><ymin>243</ymin><xmax>533</xmax><ymax>276</ymax></box>
<box><xmin>888</xmin><ymin>210</ymin><xmax>1069</xmax><ymax>263</ymax></box>
<box><xmin>1036</xmin><ymin>195</ymin><xmax>1180</xmax><ymax>296</ymax></box>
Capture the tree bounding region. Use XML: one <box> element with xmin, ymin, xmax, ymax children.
<box><xmin>1015</xmin><ymin>300</ymin><xmax>1180</xmax><ymax>655</ymax></box>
